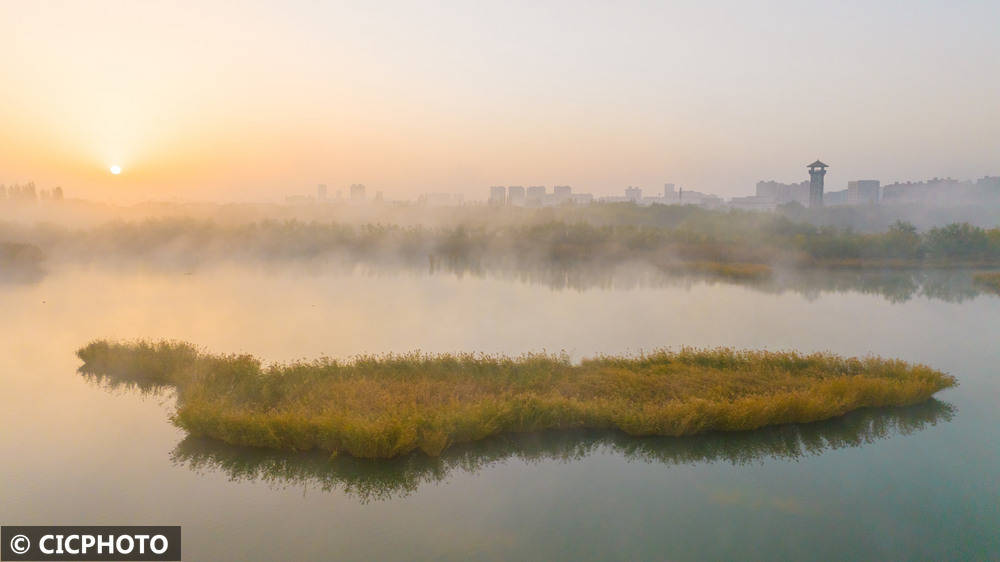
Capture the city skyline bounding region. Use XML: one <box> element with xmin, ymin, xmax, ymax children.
<box><xmin>7</xmin><ymin>164</ymin><xmax>1000</xmax><ymax>208</ymax></box>
<box><xmin>2</xmin><ymin>1</ymin><xmax>998</xmax><ymax>203</ymax></box>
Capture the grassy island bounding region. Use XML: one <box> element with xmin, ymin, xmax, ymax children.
<box><xmin>77</xmin><ymin>340</ymin><xmax>956</xmax><ymax>459</ymax></box>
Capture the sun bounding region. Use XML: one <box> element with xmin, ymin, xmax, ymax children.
<box><xmin>110</xmin><ymin>165</ymin><xmax>122</xmax><ymax>175</ymax></box>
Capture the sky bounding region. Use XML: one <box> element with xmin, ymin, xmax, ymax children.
<box><xmin>1</xmin><ymin>0</ymin><xmax>998</xmax><ymax>203</ymax></box>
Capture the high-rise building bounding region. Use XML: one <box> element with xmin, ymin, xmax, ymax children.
<box><xmin>526</xmin><ymin>186</ymin><xmax>546</xmax><ymax>206</ymax></box>
<box><xmin>507</xmin><ymin>186</ymin><xmax>525</xmax><ymax>206</ymax></box>
<box><xmin>847</xmin><ymin>180</ymin><xmax>880</xmax><ymax>205</ymax></box>
<box><xmin>489</xmin><ymin>186</ymin><xmax>507</xmax><ymax>205</ymax></box>
<box><xmin>553</xmin><ymin>185</ymin><xmax>572</xmax><ymax>204</ymax></box>
<box><xmin>807</xmin><ymin>160</ymin><xmax>828</xmax><ymax>208</ymax></box>
<box><xmin>755</xmin><ymin>180</ymin><xmax>810</xmax><ymax>205</ymax></box>
<box><xmin>350</xmin><ymin>184</ymin><xmax>366</xmax><ymax>201</ymax></box>
<box><xmin>756</xmin><ymin>180</ymin><xmax>809</xmax><ymax>205</ymax></box>
<box><xmin>317</xmin><ymin>184</ymin><xmax>327</xmax><ymax>201</ymax></box>
<box><xmin>825</xmin><ymin>189</ymin><xmax>848</xmax><ymax>205</ymax></box>
<box><xmin>977</xmin><ymin>176</ymin><xmax>1000</xmax><ymax>191</ymax></box>
<box><xmin>624</xmin><ymin>186</ymin><xmax>642</xmax><ymax>202</ymax></box>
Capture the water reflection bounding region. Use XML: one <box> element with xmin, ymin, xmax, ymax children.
<box><xmin>425</xmin><ymin>261</ymin><xmax>997</xmax><ymax>303</ymax></box>
<box><xmin>11</xmin><ymin>248</ymin><xmax>999</xmax><ymax>301</ymax></box>
<box><xmin>104</xmin><ymin>257</ymin><xmax>1000</xmax><ymax>303</ymax></box>
<box><xmin>80</xmin><ymin>366</ymin><xmax>172</xmax><ymax>395</ymax></box>
<box><xmin>0</xmin><ymin>242</ymin><xmax>46</xmax><ymax>285</ymax></box>
<box><xmin>0</xmin><ymin>265</ymin><xmax>45</xmax><ymax>285</ymax></box>
<box><xmin>169</xmin><ymin>400</ymin><xmax>954</xmax><ymax>503</ymax></box>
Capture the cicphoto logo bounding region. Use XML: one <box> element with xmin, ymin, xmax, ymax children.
<box><xmin>1</xmin><ymin>526</ymin><xmax>180</xmax><ymax>561</ymax></box>
<box><xmin>8</xmin><ymin>536</ymin><xmax>30</xmax><ymax>555</ymax></box>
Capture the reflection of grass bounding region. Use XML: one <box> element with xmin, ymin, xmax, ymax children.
<box><xmin>656</xmin><ymin>261</ymin><xmax>771</xmax><ymax>280</ymax></box>
<box><xmin>78</xmin><ymin>340</ymin><xmax>956</xmax><ymax>459</ymax></box>
<box><xmin>973</xmin><ymin>272</ymin><xmax>1000</xmax><ymax>293</ymax></box>
<box><xmin>171</xmin><ymin>400</ymin><xmax>956</xmax><ymax>502</ymax></box>
<box><xmin>78</xmin><ymin>340</ymin><xmax>199</xmax><ymax>393</ymax></box>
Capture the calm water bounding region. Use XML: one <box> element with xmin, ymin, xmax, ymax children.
<box><xmin>1</xmin><ymin>265</ymin><xmax>997</xmax><ymax>560</ymax></box>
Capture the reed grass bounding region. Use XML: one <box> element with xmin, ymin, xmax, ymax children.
<box><xmin>972</xmin><ymin>272</ymin><xmax>1000</xmax><ymax>293</ymax></box>
<box><xmin>77</xmin><ymin>340</ymin><xmax>956</xmax><ymax>459</ymax></box>
<box><xmin>171</xmin><ymin>400</ymin><xmax>954</xmax><ymax>502</ymax></box>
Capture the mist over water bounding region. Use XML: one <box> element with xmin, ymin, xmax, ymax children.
<box><xmin>0</xmin><ymin>256</ymin><xmax>997</xmax><ymax>559</ymax></box>
<box><xmin>4</xmin><ymin>0</ymin><xmax>1000</xmax><ymax>557</ymax></box>
<box><xmin>1</xmin><ymin>199</ymin><xmax>999</xmax><ymax>559</ymax></box>
<box><xmin>4</xmin><ymin>201</ymin><xmax>1000</xmax><ymax>302</ymax></box>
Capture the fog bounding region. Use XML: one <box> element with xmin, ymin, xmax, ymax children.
<box><xmin>2</xmin><ymin>198</ymin><xmax>999</xmax><ymax>303</ymax></box>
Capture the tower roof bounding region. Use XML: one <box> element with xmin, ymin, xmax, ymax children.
<box><xmin>807</xmin><ymin>160</ymin><xmax>829</xmax><ymax>168</ymax></box>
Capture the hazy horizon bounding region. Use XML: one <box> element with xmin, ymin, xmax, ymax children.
<box><xmin>2</xmin><ymin>1</ymin><xmax>998</xmax><ymax>203</ymax></box>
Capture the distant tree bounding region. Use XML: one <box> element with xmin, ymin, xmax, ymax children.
<box><xmin>880</xmin><ymin>220</ymin><xmax>922</xmax><ymax>259</ymax></box>
<box><xmin>925</xmin><ymin>223</ymin><xmax>991</xmax><ymax>259</ymax></box>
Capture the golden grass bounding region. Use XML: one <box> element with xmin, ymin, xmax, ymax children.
<box><xmin>77</xmin><ymin>340</ymin><xmax>956</xmax><ymax>459</ymax></box>
<box><xmin>973</xmin><ymin>272</ymin><xmax>1000</xmax><ymax>293</ymax></box>
<box><xmin>170</xmin><ymin>400</ymin><xmax>955</xmax><ymax>502</ymax></box>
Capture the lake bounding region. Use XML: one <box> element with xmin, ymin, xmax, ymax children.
<box><xmin>1</xmin><ymin>264</ymin><xmax>997</xmax><ymax>560</ymax></box>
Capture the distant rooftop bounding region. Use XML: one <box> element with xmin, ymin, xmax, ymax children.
<box><xmin>807</xmin><ymin>160</ymin><xmax>829</xmax><ymax>168</ymax></box>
